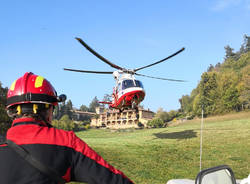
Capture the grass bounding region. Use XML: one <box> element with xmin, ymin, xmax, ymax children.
<box><xmin>70</xmin><ymin>111</ymin><xmax>250</xmax><ymax>184</ymax></box>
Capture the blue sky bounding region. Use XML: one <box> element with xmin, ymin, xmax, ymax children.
<box><xmin>1</xmin><ymin>0</ymin><xmax>250</xmax><ymax>112</ymax></box>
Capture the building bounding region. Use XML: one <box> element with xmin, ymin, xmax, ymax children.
<box><xmin>91</xmin><ymin>107</ymin><xmax>154</xmax><ymax>129</ymax></box>
<box><xmin>70</xmin><ymin>109</ymin><xmax>96</xmax><ymax>121</ymax></box>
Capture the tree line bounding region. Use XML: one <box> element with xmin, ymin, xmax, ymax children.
<box><xmin>52</xmin><ymin>96</ymin><xmax>101</xmax><ymax>120</ymax></box>
<box><xmin>51</xmin><ymin>96</ymin><xmax>101</xmax><ymax>131</ymax></box>
<box><xmin>179</xmin><ymin>35</ymin><xmax>250</xmax><ymax>117</ymax></box>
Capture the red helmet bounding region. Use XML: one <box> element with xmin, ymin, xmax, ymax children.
<box><xmin>6</xmin><ymin>72</ymin><xmax>65</xmax><ymax>109</ymax></box>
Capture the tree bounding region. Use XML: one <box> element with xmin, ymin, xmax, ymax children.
<box><xmin>238</xmin><ymin>35</ymin><xmax>250</xmax><ymax>54</ymax></box>
<box><xmin>214</xmin><ymin>62</ymin><xmax>221</xmax><ymax>72</ymax></box>
<box><xmin>58</xmin><ymin>102</ymin><xmax>66</xmax><ymax>120</ymax></box>
<box><xmin>238</xmin><ymin>65</ymin><xmax>250</xmax><ymax>109</ymax></box>
<box><xmin>53</xmin><ymin>99</ymin><xmax>74</xmax><ymax>120</ymax></box>
<box><xmin>77</xmin><ymin>104</ymin><xmax>91</xmax><ymax>122</ymax></box>
<box><xmin>168</xmin><ymin>110</ymin><xmax>179</xmax><ymax>120</ymax></box>
<box><xmin>239</xmin><ymin>45</ymin><xmax>245</xmax><ymax>55</ymax></box>
<box><xmin>224</xmin><ymin>45</ymin><xmax>235</xmax><ymax>59</ymax></box>
<box><xmin>0</xmin><ymin>82</ymin><xmax>11</xmax><ymax>135</ymax></box>
<box><xmin>179</xmin><ymin>95</ymin><xmax>193</xmax><ymax>114</ymax></box>
<box><xmin>154</xmin><ymin>108</ymin><xmax>178</xmax><ymax>125</ymax></box>
<box><xmin>80</xmin><ymin>105</ymin><xmax>89</xmax><ymax>112</ymax></box>
<box><xmin>207</xmin><ymin>64</ymin><xmax>214</xmax><ymax>72</ymax></box>
<box><xmin>198</xmin><ymin>72</ymin><xmax>219</xmax><ymax>116</ymax></box>
<box><xmin>222</xmin><ymin>87</ymin><xmax>240</xmax><ymax>111</ymax></box>
<box><xmin>65</xmin><ymin>100</ymin><xmax>73</xmax><ymax>119</ymax></box>
<box><xmin>244</xmin><ymin>34</ymin><xmax>250</xmax><ymax>52</ymax></box>
<box><xmin>89</xmin><ymin>96</ymin><xmax>100</xmax><ymax>112</ymax></box>
<box><xmin>101</xmin><ymin>94</ymin><xmax>112</xmax><ymax>108</ymax></box>
<box><xmin>155</xmin><ymin>109</ymin><xmax>170</xmax><ymax>122</ymax></box>
<box><xmin>192</xmin><ymin>94</ymin><xmax>201</xmax><ymax>116</ymax></box>
<box><xmin>218</xmin><ymin>71</ymin><xmax>241</xmax><ymax>112</ymax></box>
<box><xmin>53</xmin><ymin>105</ymin><xmax>60</xmax><ymax>119</ymax></box>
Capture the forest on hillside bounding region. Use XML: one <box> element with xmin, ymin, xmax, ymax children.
<box><xmin>179</xmin><ymin>35</ymin><xmax>250</xmax><ymax>117</ymax></box>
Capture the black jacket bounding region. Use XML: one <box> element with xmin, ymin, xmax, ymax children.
<box><xmin>0</xmin><ymin>117</ymin><xmax>133</xmax><ymax>184</ymax></box>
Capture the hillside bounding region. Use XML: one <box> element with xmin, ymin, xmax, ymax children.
<box><xmin>179</xmin><ymin>38</ymin><xmax>250</xmax><ymax>117</ymax></box>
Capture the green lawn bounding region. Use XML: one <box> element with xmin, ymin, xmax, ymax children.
<box><xmin>70</xmin><ymin>111</ymin><xmax>250</xmax><ymax>184</ymax></box>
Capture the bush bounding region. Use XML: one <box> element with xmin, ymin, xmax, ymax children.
<box><xmin>52</xmin><ymin>115</ymin><xmax>76</xmax><ymax>131</ymax></box>
<box><xmin>52</xmin><ymin>115</ymin><xmax>92</xmax><ymax>131</ymax></box>
<box><xmin>147</xmin><ymin>118</ymin><xmax>165</xmax><ymax>128</ymax></box>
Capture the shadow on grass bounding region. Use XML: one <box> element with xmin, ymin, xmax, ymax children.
<box><xmin>153</xmin><ymin>130</ymin><xmax>197</xmax><ymax>140</ymax></box>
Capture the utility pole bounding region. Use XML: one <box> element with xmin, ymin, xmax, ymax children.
<box><xmin>200</xmin><ymin>105</ymin><xmax>204</xmax><ymax>171</ymax></box>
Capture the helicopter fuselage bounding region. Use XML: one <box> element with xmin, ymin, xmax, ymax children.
<box><xmin>109</xmin><ymin>72</ymin><xmax>145</xmax><ymax>110</ymax></box>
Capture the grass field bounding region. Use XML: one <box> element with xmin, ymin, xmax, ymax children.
<box><xmin>70</xmin><ymin>111</ymin><xmax>250</xmax><ymax>184</ymax></box>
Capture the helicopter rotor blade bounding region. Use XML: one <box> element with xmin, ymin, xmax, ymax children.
<box><xmin>64</xmin><ymin>68</ymin><xmax>113</xmax><ymax>74</ymax></box>
<box><xmin>134</xmin><ymin>47</ymin><xmax>185</xmax><ymax>72</ymax></box>
<box><xmin>135</xmin><ymin>72</ymin><xmax>186</xmax><ymax>82</ymax></box>
<box><xmin>75</xmin><ymin>37</ymin><xmax>124</xmax><ymax>70</ymax></box>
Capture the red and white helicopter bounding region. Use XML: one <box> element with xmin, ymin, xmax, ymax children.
<box><xmin>64</xmin><ymin>37</ymin><xmax>185</xmax><ymax>113</ymax></box>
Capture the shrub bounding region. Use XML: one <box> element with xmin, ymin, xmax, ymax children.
<box><xmin>147</xmin><ymin>118</ymin><xmax>165</xmax><ymax>128</ymax></box>
<box><xmin>52</xmin><ymin>115</ymin><xmax>76</xmax><ymax>131</ymax></box>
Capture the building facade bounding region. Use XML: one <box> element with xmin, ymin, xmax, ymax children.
<box><xmin>91</xmin><ymin>107</ymin><xmax>154</xmax><ymax>129</ymax></box>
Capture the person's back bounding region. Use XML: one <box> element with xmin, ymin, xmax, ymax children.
<box><xmin>1</xmin><ymin>117</ymin><xmax>73</xmax><ymax>183</ymax></box>
<box><xmin>0</xmin><ymin>72</ymin><xmax>133</xmax><ymax>184</ymax></box>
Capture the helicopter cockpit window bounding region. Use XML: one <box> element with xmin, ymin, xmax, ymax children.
<box><xmin>122</xmin><ymin>80</ymin><xmax>143</xmax><ymax>90</ymax></box>
<box><xmin>135</xmin><ymin>80</ymin><xmax>144</xmax><ymax>88</ymax></box>
<box><xmin>117</xmin><ymin>82</ymin><xmax>122</xmax><ymax>92</ymax></box>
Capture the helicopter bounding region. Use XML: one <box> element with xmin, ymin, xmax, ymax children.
<box><xmin>64</xmin><ymin>37</ymin><xmax>186</xmax><ymax>113</ymax></box>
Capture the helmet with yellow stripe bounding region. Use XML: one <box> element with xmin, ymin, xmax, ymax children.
<box><xmin>6</xmin><ymin>72</ymin><xmax>66</xmax><ymax>117</ymax></box>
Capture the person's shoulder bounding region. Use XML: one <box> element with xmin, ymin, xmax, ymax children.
<box><xmin>50</xmin><ymin>127</ymin><xmax>75</xmax><ymax>136</ymax></box>
<box><xmin>48</xmin><ymin>127</ymin><xmax>78</xmax><ymax>146</ymax></box>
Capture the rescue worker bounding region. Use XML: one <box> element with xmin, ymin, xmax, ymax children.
<box><xmin>0</xmin><ymin>72</ymin><xmax>133</xmax><ymax>184</ymax></box>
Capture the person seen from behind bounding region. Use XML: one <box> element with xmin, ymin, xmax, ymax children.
<box><xmin>0</xmin><ymin>72</ymin><xmax>134</xmax><ymax>184</ymax></box>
